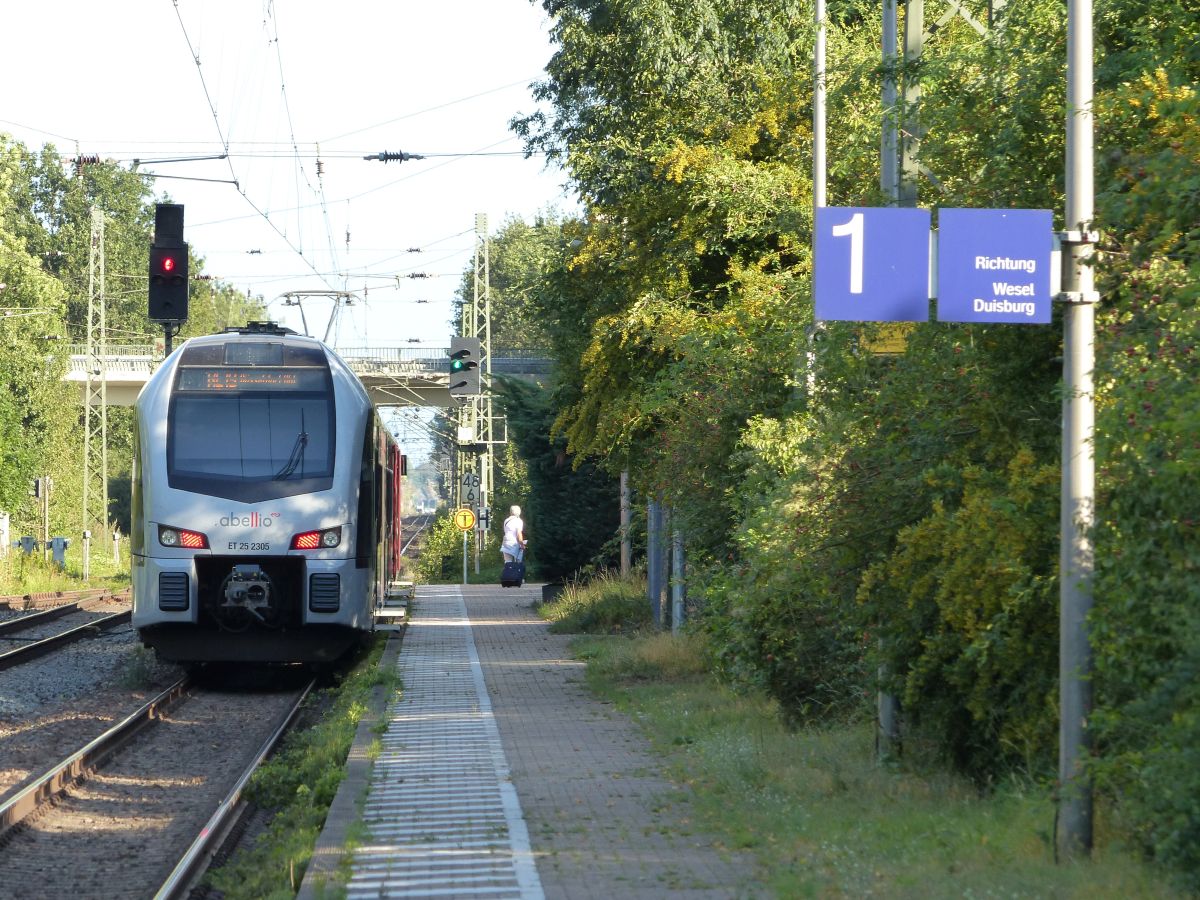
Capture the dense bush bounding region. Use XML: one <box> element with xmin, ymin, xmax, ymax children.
<box><xmin>501</xmin><ymin>379</ymin><xmax>620</xmax><ymax>581</ymax></box>
<box><xmin>413</xmin><ymin>515</ymin><xmax>471</xmax><ymax>583</ymax></box>
<box><xmin>1089</xmin><ymin>72</ymin><xmax>1200</xmax><ymax>881</ymax></box>
<box><xmin>859</xmin><ymin>450</ymin><xmax>1059</xmax><ymax>778</ymax></box>
<box><xmin>697</xmin><ymin>413</ymin><xmax>873</xmax><ymax>723</ymax></box>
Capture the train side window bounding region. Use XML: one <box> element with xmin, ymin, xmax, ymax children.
<box><xmin>355</xmin><ymin>422</ymin><xmax>376</xmax><ymax>568</ymax></box>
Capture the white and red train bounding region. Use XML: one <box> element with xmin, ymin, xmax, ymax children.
<box><xmin>131</xmin><ymin>322</ymin><xmax>402</xmax><ymax>664</ymax></box>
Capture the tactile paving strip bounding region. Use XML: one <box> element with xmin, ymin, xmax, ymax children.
<box><xmin>348</xmin><ymin>585</ymin><xmax>544</xmax><ymax>899</ymax></box>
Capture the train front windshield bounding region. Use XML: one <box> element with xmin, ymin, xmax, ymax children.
<box><xmin>167</xmin><ymin>342</ymin><xmax>336</xmax><ymax>501</ymax></box>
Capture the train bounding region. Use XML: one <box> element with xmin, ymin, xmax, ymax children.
<box><xmin>131</xmin><ymin>322</ymin><xmax>402</xmax><ymax>664</ymax></box>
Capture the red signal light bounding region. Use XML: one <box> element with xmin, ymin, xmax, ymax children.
<box><xmin>161</xmin><ymin>255</ymin><xmax>176</xmax><ymax>273</ymax></box>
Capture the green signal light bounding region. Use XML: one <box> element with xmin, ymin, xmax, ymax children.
<box><xmin>448</xmin><ymin>338</ymin><xmax>479</xmax><ymax>395</ymax></box>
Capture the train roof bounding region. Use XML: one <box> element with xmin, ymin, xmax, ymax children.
<box><xmin>222</xmin><ymin>321</ymin><xmax>299</xmax><ymax>337</ymax></box>
<box><xmin>169</xmin><ymin>324</ymin><xmax>339</xmax><ymax>375</ymax></box>
<box><xmin>178</xmin><ymin>323</ymin><xmax>328</xmax><ymax>352</ymax></box>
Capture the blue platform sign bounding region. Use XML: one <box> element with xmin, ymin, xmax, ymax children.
<box><xmin>936</xmin><ymin>208</ymin><xmax>1053</xmax><ymax>324</ymax></box>
<box><xmin>815</xmin><ymin>207</ymin><xmax>931</xmax><ymax>322</ymax></box>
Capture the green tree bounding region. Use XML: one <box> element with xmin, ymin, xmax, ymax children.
<box><xmin>508</xmin><ymin>3</ymin><xmax>1200</xmax><ymax>882</ymax></box>
<box><xmin>515</xmin><ymin>0</ymin><xmax>823</xmax><ymax>560</ymax></box>
<box><xmin>0</xmin><ymin>135</ymin><xmax>264</xmax><ymax>542</ymax></box>
<box><xmin>500</xmin><ymin>379</ymin><xmax>619</xmax><ymax>580</ymax></box>
<box><xmin>0</xmin><ymin>140</ymin><xmax>74</xmax><ymax>533</ymax></box>
<box><xmin>1089</xmin><ymin>69</ymin><xmax>1200</xmax><ymax>881</ymax></box>
<box><xmin>452</xmin><ymin>213</ymin><xmax>561</xmax><ymax>349</ymax></box>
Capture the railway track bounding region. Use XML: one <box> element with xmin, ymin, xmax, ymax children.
<box><xmin>400</xmin><ymin>511</ymin><xmax>435</xmax><ymax>556</ymax></box>
<box><xmin>0</xmin><ymin>586</ymin><xmax>124</xmax><ymax>612</ymax></box>
<box><xmin>0</xmin><ymin>590</ymin><xmax>132</xmax><ymax>672</ymax></box>
<box><xmin>0</xmin><ymin>673</ymin><xmax>314</xmax><ymax>898</ymax></box>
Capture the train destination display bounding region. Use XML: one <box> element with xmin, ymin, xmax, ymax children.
<box><xmin>176</xmin><ymin>367</ymin><xmax>328</xmax><ymax>392</ymax></box>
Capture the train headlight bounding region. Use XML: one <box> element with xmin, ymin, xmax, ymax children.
<box><xmin>159</xmin><ymin>525</ymin><xmax>209</xmax><ymax>549</ymax></box>
<box><xmin>291</xmin><ymin>527</ymin><xmax>341</xmax><ymax>550</ymax></box>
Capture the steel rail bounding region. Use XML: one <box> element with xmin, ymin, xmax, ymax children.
<box><xmin>0</xmin><ymin>610</ymin><xmax>132</xmax><ymax>672</ymax></box>
<box><xmin>0</xmin><ymin>601</ymin><xmax>88</xmax><ymax>636</ymax></box>
<box><xmin>0</xmin><ymin>676</ymin><xmax>191</xmax><ymax>838</ymax></box>
<box><xmin>0</xmin><ymin>587</ymin><xmax>121</xmax><ymax>610</ymax></box>
<box><xmin>0</xmin><ymin>589</ymin><xmax>127</xmax><ymax>637</ymax></box>
<box><xmin>154</xmin><ymin>678</ymin><xmax>317</xmax><ymax>899</ymax></box>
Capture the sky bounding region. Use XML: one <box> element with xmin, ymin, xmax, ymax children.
<box><xmin>1</xmin><ymin>0</ymin><xmax>573</xmax><ymax>353</ymax></box>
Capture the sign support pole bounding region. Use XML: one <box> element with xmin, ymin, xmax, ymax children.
<box><xmin>452</xmin><ymin>507</ymin><xmax>477</xmax><ymax>587</ymax></box>
<box><xmin>1058</xmin><ymin>0</ymin><xmax>1097</xmax><ymax>858</ymax></box>
<box><xmin>805</xmin><ymin>0</ymin><xmax>828</xmax><ymax>396</ymax></box>
<box><xmin>619</xmin><ymin>470</ymin><xmax>631</xmax><ymax>578</ymax></box>
<box><xmin>876</xmin><ymin>0</ymin><xmax>904</xmax><ymax>760</ymax></box>
<box><xmin>646</xmin><ymin>499</ymin><xmax>662</xmax><ymax>624</ymax></box>
<box><xmin>670</xmin><ymin>526</ymin><xmax>684</xmax><ymax>636</ymax></box>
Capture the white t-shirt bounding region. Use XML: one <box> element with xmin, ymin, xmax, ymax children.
<box><xmin>501</xmin><ymin>515</ymin><xmax>525</xmax><ymax>556</ymax></box>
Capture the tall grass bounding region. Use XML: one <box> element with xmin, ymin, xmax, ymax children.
<box><xmin>538</xmin><ymin>571</ymin><xmax>653</xmax><ymax>634</ymax></box>
<box><xmin>0</xmin><ymin>540</ymin><xmax>131</xmax><ymax>596</ymax></box>
<box><xmin>574</xmin><ymin>632</ymin><xmax>1186</xmax><ymax>898</ymax></box>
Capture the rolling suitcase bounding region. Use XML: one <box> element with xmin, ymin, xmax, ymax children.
<box><xmin>501</xmin><ymin>551</ymin><xmax>525</xmax><ymax>587</ymax></box>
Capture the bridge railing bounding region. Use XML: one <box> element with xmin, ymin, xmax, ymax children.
<box><xmin>336</xmin><ymin>347</ymin><xmax>555</xmax><ymax>376</ymax></box>
<box><xmin>64</xmin><ymin>345</ymin><xmax>159</xmax><ymax>376</ymax></box>
<box><xmin>65</xmin><ymin>344</ymin><xmax>158</xmax><ymax>358</ymax></box>
<box><xmin>63</xmin><ymin>345</ymin><xmax>556</xmax><ymax>377</ymax></box>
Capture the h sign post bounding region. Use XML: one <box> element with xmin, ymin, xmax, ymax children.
<box><xmin>815</xmin><ymin>207</ymin><xmax>931</xmax><ymax>322</ymax></box>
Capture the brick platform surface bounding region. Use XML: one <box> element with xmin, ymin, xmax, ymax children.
<box><xmin>462</xmin><ymin>583</ymin><xmax>761</xmax><ymax>899</ymax></box>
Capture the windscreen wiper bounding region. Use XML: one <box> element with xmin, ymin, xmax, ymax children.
<box><xmin>274</xmin><ymin>410</ymin><xmax>308</xmax><ymax>479</ymax></box>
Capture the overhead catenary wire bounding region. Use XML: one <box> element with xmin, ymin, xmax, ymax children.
<box><xmin>169</xmin><ymin>0</ymin><xmax>339</xmax><ymax>297</ymax></box>
<box><xmin>19</xmin><ymin>144</ymin><xmax>531</xmax><ymax>161</ymax></box>
<box><xmin>181</xmin><ymin>138</ymin><xmax>527</xmax><ymax>233</ymax></box>
<box><xmin>319</xmin><ymin>76</ymin><xmax>541</xmax><ymax>143</ymax></box>
<box><xmin>5</xmin><ymin>10</ymin><xmax>564</xmax><ymax>342</ymax></box>
<box><xmin>264</xmin><ymin>2</ymin><xmax>335</xmax><ymax>268</ymax></box>
<box><xmin>1</xmin><ymin>77</ymin><xmax>543</xmax><ymax>156</ymax></box>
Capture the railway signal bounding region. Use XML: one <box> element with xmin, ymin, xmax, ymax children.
<box><xmin>148</xmin><ymin>246</ymin><xmax>188</xmax><ymax>320</ymax></box>
<box><xmin>148</xmin><ymin>203</ymin><xmax>189</xmax><ymax>323</ymax></box>
<box><xmin>448</xmin><ymin>336</ymin><xmax>481</xmax><ymax>396</ymax></box>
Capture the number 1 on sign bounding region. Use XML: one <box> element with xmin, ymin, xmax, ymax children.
<box><xmin>831</xmin><ymin>212</ymin><xmax>864</xmax><ymax>294</ymax></box>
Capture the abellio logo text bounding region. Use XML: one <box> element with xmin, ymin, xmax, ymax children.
<box><xmin>219</xmin><ymin>512</ymin><xmax>280</xmax><ymax>528</ymax></box>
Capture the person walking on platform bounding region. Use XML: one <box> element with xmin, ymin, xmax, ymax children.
<box><xmin>501</xmin><ymin>505</ymin><xmax>527</xmax><ymax>563</ymax></box>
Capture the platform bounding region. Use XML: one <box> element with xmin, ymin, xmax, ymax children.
<box><xmin>300</xmin><ymin>583</ymin><xmax>758</xmax><ymax>899</ymax></box>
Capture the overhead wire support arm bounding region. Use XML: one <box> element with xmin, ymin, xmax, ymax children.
<box><xmin>141</xmin><ymin>174</ymin><xmax>240</xmax><ymax>185</ymax></box>
<box><xmin>131</xmin><ymin>153</ymin><xmax>229</xmax><ymax>170</ymax></box>
<box><xmin>279</xmin><ymin>289</ymin><xmax>359</xmax><ymax>342</ymax></box>
<box><xmin>363</xmin><ymin>151</ymin><xmax>426</xmax><ymax>163</ymax></box>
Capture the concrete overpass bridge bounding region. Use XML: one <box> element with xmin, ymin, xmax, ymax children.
<box><xmin>65</xmin><ymin>344</ymin><xmax>553</xmax><ymax>407</ymax></box>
